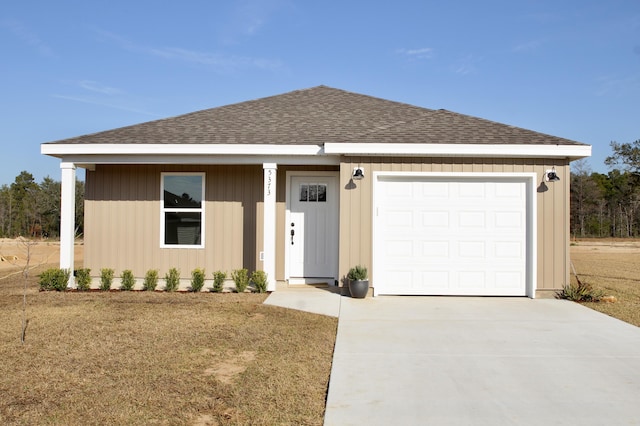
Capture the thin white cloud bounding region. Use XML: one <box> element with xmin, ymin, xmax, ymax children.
<box><xmin>51</xmin><ymin>94</ymin><xmax>161</xmax><ymax>117</ymax></box>
<box><xmin>238</xmin><ymin>3</ymin><xmax>266</xmax><ymax>35</ymax></box>
<box><xmin>78</xmin><ymin>80</ymin><xmax>125</xmax><ymax>95</ymax></box>
<box><xmin>148</xmin><ymin>46</ymin><xmax>283</xmax><ymax>71</ymax></box>
<box><xmin>221</xmin><ymin>0</ymin><xmax>292</xmax><ymax>42</ymax></box>
<box><xmin>513</xmin><ymin>40</ymin><xmax>542</xmax><ymax>52</ymax></box>
<box><xmin>1</xmin><ymin>19</ymin><xmax>55</xmax><ymax>57</ymax></box>
<box><xmin>454</xmin><ymin>65</ymin><xmax>473</xmax><ymax>75</ymax></box>
<box><xmin>94</xmin><ymin>28</ymin><xmax>283</xmax><ymax>72</ymax></box>
<box><xmin>397</xmin><ymin>47</ymin><xmax>435</xmax><ymax>59</ymax></box>
<box><xmin>452</xmin><ymin>54</ymin><xmax>481</xmax><ymax>75</ymax></box>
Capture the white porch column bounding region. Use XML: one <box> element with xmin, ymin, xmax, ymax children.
<box><xmin>60</xmin><ymin>162</ymin><xmax>76</xmax><ymax>288</ymax></box>
<box><xmin>263</xmin><ymin>163</ymin><xmax>277</xmax><ymax>291</ymax></box>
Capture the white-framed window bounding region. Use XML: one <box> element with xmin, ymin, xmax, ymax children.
<box><xmin>160</xmin><ymin>173</ymin><xmax>205</xmax><ymax>248</ymax></box>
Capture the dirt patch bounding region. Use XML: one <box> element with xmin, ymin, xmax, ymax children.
<box><xmin>204</xmin><ymin>351</ymin><xmax>257</xmax><ymax>384</ymax></box>
<box><xmin>570</xmin><ymin>238</ymin><xmax>640</xmax><ymax>253</ymax></box>
<box><xmin>0</xmin><ymin>238</ymin><xmax>83</xmax><ymax>278</ymax></box>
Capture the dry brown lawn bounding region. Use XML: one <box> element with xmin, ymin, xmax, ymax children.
<box><xmin>1</xmin><ymin>238</ymin><xmax>637</xmax><ymax>424</ymax></box>
<box><xmin>570</xmin><ymin>239</ymin><xmax>640</xmax><ymax>327</ymax></box>
<box><xmin>0</xmin><ymin>265</ymin><xmax>337</xmax><ymax>425</ymax></box>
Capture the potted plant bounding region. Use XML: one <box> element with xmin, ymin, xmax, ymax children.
<box><xmin>347</xmin><ymin>265</ymin><xmax>369</xmax><ymax>298</ymax></box>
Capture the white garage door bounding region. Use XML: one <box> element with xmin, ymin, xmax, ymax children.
<box><xmin>374</xmin><ymin>175</ymin><xmax>530</xmax><ymax>296</ymax></box>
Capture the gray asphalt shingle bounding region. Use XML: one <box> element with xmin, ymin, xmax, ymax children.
<box><xmin>44</xmin><ymin>86</ymin><xmax>584</xmax><ymax>146</ymax></box>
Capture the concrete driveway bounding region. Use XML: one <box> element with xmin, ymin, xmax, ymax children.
<box><xmin>323</xmin><ymin>297</ymin><xmax>640</xmax><ymax>426</ymax></box>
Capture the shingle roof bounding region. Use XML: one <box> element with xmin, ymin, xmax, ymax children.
<box><xmin>45</xmin><ymin>85</ymin><xmax>584</xmax><ymax>146</ymax></box>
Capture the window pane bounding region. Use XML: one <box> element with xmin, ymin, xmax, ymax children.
<box><xmin>164</xmin><ymin>175</ymin><xmax>202</xmax><ymax>208</ymax></box>
<box><xmin>318</xmin><ymin>184</ymin><xmax>327</xmax><ymax>202</ymax></box>
<box><xmin>309</xmin><ymin>185</ymin><xmax>317</xmax><ymax>201</ymax></box>
<box><xmin>164</xmin><ymin>212</ymin><xmax>202</xmax><ymax>245</ymax></box>
<box><xmin>299</xmin><ymin>184</ymin><xmax>308</xmax><ymax>202</ymax></box>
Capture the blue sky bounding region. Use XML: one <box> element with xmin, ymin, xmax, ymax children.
<box><xmin>1</xmin><ymin>0</ymin><xmax>639</xmax><ymax>185</ymax></box>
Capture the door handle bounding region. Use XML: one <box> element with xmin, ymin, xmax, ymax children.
<box><xmin>290</xmin><ymin>223</ymin><xmax>295</xmax><ymax>245</ymax></box>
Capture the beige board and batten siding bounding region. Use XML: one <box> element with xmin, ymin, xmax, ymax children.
<box><xmin>84</xmin><ymin>164</ymin><xmax>340</xmax><ymax>283</ymax></box>
<box><xmin>338</xmin><ymin>157</ymin><xmax>570</xmax><ymax>296</ymax></box>
<box><xmin>84</xmin><ymin>164</ymin><xmax>263</xmax><ymax>280</ymax></box>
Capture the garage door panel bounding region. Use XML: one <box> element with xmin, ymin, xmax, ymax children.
<box><xmin>375</xmin><ymin>177</ymin><xmax>528</xmax><ymax>296</ymax></box>
<box><xmin>458</xmin><ymin>241</ymin><xmax>486</xmax><ymax>258</ymax></box>
<box><xmin>421</xmin><ymin>182</ymin><xmax>449</xmax><ymax>197</ymax></box>
<box><xmin>459</xmin><ymin>211</ymin><xmax>486</xmax><ymax>228</ymax></box>
<box><xmin>386</xmin><ymin>181</ymin><xmax>413</xmax><ymax>197</ymax></box>
<box><xmin>422</xmin><ymin>241</ymin><xmax>450</xmax><ymax>257</ymax></box>
<box><xmin>385</xmin><ymin>240</ymin><xmax>414</xmax><ymax>257</ymax></box>
<box><xmin>386</xmin><ymin>210</ymin><xmax>413</xmax><ymax>227</ymax></box>
<box><xmin>495</xmin><ymin>211</ymin><xmax>523</xmax><ymax>228</ymax></box>
<box><xmin>495</xmin><ymin>271</ymin><xmax>524</xmax><ymax>288</ymax></box>
<box><xmin>458</xmin><ymin>271</ymin><xmax>486</xmax><ymax>288</ymax></box>
<box><xmin>495</xmin><ymin>182</ymin><xmax>523</xmax><ymax>198</ymax></box>
<box><xmin>422</xmin><ymin>271</ymin><xmax>451</xmax><ymax>289</ymax></box>
<box><xmin>458</xmin><ymin>182</ymin><xmax>485</xmax><ymax>197</ymax></box>
<box><xmin>495</xmin><ymin>241</ymin><xmax>523</xmax><ymax>258</ymax></box>
<box><xmin>422</xmin><ymin>211</ymin><xmax>449</xmax><ymax>227</ymax></box>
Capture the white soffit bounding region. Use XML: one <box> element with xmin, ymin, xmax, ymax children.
<box><xmin>324</xmin><ymin>143</ymin><xmax>592</xmax><ymax>160</ymax></box>
<box><xmin>41</xmin><ymin>143</ymin><xmax>324</xmax><ymax>156</ymax></box>
<box><xmin>41</xmin><ymin>142</ymin><xmax>592</xmax><ymax>163</ymax></box>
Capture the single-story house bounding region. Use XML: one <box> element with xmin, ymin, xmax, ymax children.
<box><xmin>41</xmin><ymin>86</ymin><xmax>590</xmax><ymax>297</ymax></box>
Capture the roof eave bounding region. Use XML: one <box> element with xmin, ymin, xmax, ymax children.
<box><xmin>325</xmin><ymin>142</ymin><xmax>592</xmax><ymax>161</ymax></box>
<box><xmin>41</xmin><ymin>143</ymin><xmax>324</xmax><ymax>157</ymax></box>
<box><xmin>41</xmin><ymin>142</ymin><xmax>592</xmax><ymax>165</ymax></box>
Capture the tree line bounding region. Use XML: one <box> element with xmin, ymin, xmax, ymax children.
<box><xmin>571</xmin><ymin>140</ymin><xmax>640</xmax><ymax>238</ymax></box>
<box><xmin>0</xmin><ymin>171</ymin><xmax>84</xmax><ymax>239</ymax></box>
<box><xmin>1</xmin><ymin>140</ymin><xmax>638</xmax><ymax>240</ymax></box>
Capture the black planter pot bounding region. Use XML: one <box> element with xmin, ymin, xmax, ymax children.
<box><xmin>348</xmin><ymin>279</ymin><xmax>369</xmax><ymax>298</ymax></box>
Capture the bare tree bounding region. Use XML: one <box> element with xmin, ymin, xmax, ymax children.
<box><xmin>0</xmin><ymin>238</ymin><xmax>38</xmax><ymax>343</ymax></box>
<box><xmin>18</xmin><ymin>238</ymin><xmax>37</xmax><ymax>343</ymax></box>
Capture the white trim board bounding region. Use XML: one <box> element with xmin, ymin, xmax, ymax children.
<box><xmin>325</xmin><ymin>143</ymin><xmax>591</xmax><ymax>160</ymax></box>
<box><xmin>41</xmin><ymin>143</ymin><xmax>325</xmax><ymax>156</ymax></box>
<box><xmin>42</xmin><ymin>142</ymin><xmax>591</xmax><ymax>162</ymax></box>
<box><xmin>50</xmin><ymin>154</ymin><xmax>340</xmax><ymax>168</ymax></box>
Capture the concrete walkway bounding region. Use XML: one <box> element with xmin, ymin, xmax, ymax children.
<box><xmin>265</xmin><ymin>291</ymin><xmax>640</xmax><ymax>425</ymax></box>
<box><xmin>263</xmin><ymin>284</ymin><xmax>342</xmax><ymax>317</ymax></box>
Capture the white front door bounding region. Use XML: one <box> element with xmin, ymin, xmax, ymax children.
<box><xmin>288</xmin><ymin>175</ymin><xmax>339</xmax><ymax>282</ymax></box>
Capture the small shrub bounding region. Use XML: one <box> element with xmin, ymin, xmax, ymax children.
<box><xmin>75</xmin><ymin>268</ymin><xmax>92</xmax><ymax>291</ymax></box>
<box><xmin>100</xmin><ymin>268</ymin><xmax>115</xmax><ymax>291</ymax></box>
<box><xmin>251</xmin><ymin>270</ymin><xmax>268</xmax><ymax>293</ymax></box>
<box><xmin>165</xmin><ymin>267</ymin><xmax>180</xmax><ymax>292</ymax></box>
<box><xmin>558</xmin><ymin>280</ymin><xmax>604</xmax><ymax>302</ymax></box>
<box><xmin>347</xmin><ymin>265</ymin><xmax>368</xmax><ymax>281</ymax></box>
<box><xmin>190</xmin><ymin>268</ymin><xmax>206</xmax><ymax>292</ymax></box>
<box><xmin>231</xmin><ymin>268</ymin><xmax>249</xmax><ymax>293</ymax></box>
<box><xmin>120</xmin><ymin>269</ymin><xmax>135</xmax><ymax>291</ymax></box>
<box><xmin>143</xmin><ymin>269</ymin><xmax>159</xmax><ymax>291</ymax></box>
<box><xmin>212</xmin><ymin>270</ymin><xmax>226</xmax><ymax>293</ymax></box>
<box><xmin>39</xmin><ymin>268</ymin><xmax>70</xmax><ymax>291</ymax></box>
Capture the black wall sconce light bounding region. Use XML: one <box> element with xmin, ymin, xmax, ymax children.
<box><xmin>352</xmin><ymin>167</ymin><xmax>365</xmax><ymax>180</ymax></box>
<box><xmin>545</xmin><ymin>167</ymin><xmax>560</xmax><ymax>182</ymax></box>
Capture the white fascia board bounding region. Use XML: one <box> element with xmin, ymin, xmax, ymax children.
<box><xmin>41</xmin><ymin>143</ymin><xmax>324</xmax><ymax>156</ymax></box>
<box><xmin>324</xmin><ymin>143</ymin><xmax>592</xmax><ymax>160</ymax></box>
<box><xmin>47</xmin><ymin>154</ymin><xmax>339</xmax><ymax>166</ymax></box>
